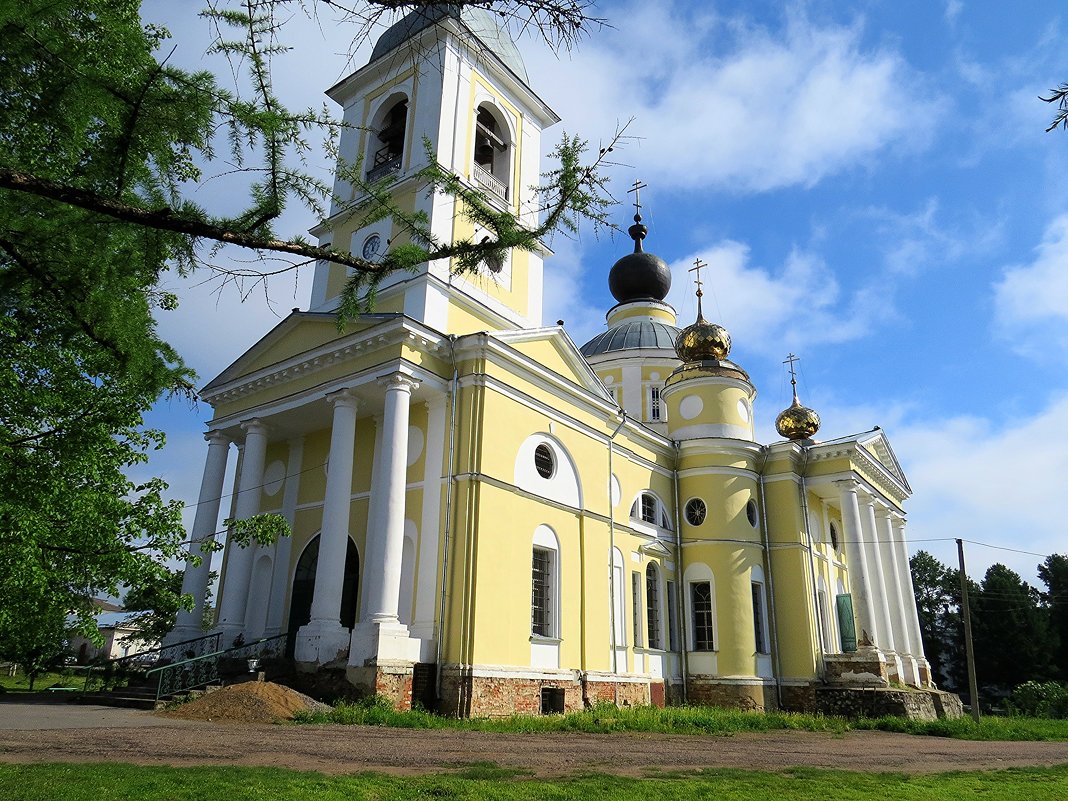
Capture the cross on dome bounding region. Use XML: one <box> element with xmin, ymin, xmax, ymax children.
<box><xmin>627</xmin><ymin>179</ymin><xmax>647</xmax><ymax>222</ymax></box>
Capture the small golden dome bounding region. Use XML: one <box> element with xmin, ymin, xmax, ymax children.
<box><xmin>775</xmin><ymin>396</ymin><xmax>821</xmax><ymax>440</ymax></box>
<box><xmin>675</xmin><ymin>316</ymin><xmax>731</xmax><ymax>362</ymax></box>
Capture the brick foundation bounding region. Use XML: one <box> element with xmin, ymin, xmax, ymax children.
<box><xmin>437</xmin><ymin>668</ymin><xmax>664</xmax><ymax>717</ymax></box>
<box><xmin>346</xmin><ymin>662</ymin><xmax>414</xmax><ymax>710</ymax></box>
<box><xmin>686</xmin><ymin>676</ymin><xmax>779</xmax><ymax>711</ymax></box>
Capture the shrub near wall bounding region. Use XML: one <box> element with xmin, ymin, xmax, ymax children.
<box><xmin>1007</xmin><ymin>682</ymin><xmax>1068</xmax><ymax>719</ymax></box>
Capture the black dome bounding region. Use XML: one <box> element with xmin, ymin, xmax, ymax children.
<box><xmin>608</xmin><ymin>251</ymin><xmax>671</xmax><ymax>303</ymax></box>
<box><xmin>607</xmin><ymin>216</ymin><xmax>671</xmax><ymax>303</ymax></box>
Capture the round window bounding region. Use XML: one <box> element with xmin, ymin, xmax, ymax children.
<box><xmin>746</xmin><ymin>499</ymin><xmax>759</xmax><ymax>527</ymax></box>
<box><xmin>685</xmin><ymin>498</ymin><xmax>707</xmax><ymax>526</ymax></box>
<box><xmin>534</xmin><ymin>443</ymin><xmax>555</xmax><ymax>478</ymax></box>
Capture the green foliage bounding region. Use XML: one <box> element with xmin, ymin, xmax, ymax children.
<box><xmin>1007</xmin><ymin>682</ymin><xmax>1068</xmax><ymax>720</ymax></box>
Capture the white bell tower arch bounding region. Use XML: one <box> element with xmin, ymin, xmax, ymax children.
<box><xmin>308</xmin><ymin>8</ymin><xmax>560</xmax><ymax>332</ymax></box>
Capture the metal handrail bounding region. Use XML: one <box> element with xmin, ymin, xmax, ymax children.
<box><xmin>83</xmin><ymin>631</ymin><xmax>222</xmax><ymax>691</ymax></box>
<box><xmin>145</xmin><ymin>632</ymin><xmax>289</xmax><ymax>701</ymax></box>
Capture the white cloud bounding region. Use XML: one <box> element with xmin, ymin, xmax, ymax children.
<box><xmin>541</xmin><ymin>236</ymin><xmax>607</xmax><ymax>347</ymax></box>
<box><xmin>994</xmin><ymin>213</ymin><xmax>1068</xmax><ymax>356</ymax></box>
<box><xmin>665</xmin><ymin>241</ymin><xmax>878</xmax><ymax>355</ymax></box>
<box><xmin>944</xmin><ymin>1</ymin><xmax>964</xmax><ymax>26</ymax></box>
<box><xmin>526</xmin><ymin>1</ymin><xmax>942</xmax><ymax>192</ymax></box>
<box><xmin>888</xmin><ymin>393</ymin><xmax>1068</xmax><ymax>585</ymax></box>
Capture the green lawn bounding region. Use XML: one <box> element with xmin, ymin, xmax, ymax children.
<box><xmin>294</xmin><ymin>699</ymin><xmax>1068</xmax><ymax>741</ymax></box>
<box><xmin>1</xmin><ymin>763</ymin><xmax>1067</xmax><ymax>801</ymax></box>
<box><xmin>0</xmin><ymin>670</ymin><xmax>80</xmax><ymax>693</ymax></box>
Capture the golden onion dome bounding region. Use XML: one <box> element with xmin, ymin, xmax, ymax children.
<box><xmin>775</xmin><ymin>395</ymin><xmax>821</xmax><ymax>440</ymax></box>
<box><xmin>674</xmin><ymin>315</ymin><xmax>731</xmax><ymax>362</ymax></box>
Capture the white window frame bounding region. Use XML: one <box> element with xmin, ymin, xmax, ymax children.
<box><xmin>531</xmin><ymin>525</ymin><xmax>560</xmax><ymax>640</ymax></box>
<box><xmin>646</xmin><ymin>563</ymin><xmax>663</xmax><ymax>650</ymax></box>
<box><xmin>630</xmin><ymin>491</ymin><xmax>672</xmax><ymax>531</ymax></box>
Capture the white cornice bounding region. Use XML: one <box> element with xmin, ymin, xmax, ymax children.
<box><xmin>202</xmin><ymin>317</ymin><xmax>447</xmax><ymax>406</ymax></box>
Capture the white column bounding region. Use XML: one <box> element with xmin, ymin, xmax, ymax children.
<box><xmin>217</xmin><ymin>419</ymin><xmax>269</xmax><ymax>643</ymax></box>
<box><xmin>411</xmin><ymin>395</ymin><xmax>447</xmax><ymax>657</ymax></box>
<box><xmin>264</xmin><ymin>437</ymin><xmax>304</xmax><ymax>637</ymax></box>
<box><xmin>168</xmin><ymin>431</ymin><xmax>230</xmax><ymax>644</ymax></box>
<box><xmin>860</xmin><ymin>492</ymin><xmax>895</xmax><ymax>652</ymax></box>
<box><xmin>296</xmin><ymin>390</ymin><xmax>359</xmax><ymax>664</ymax></box>
<box><xmin>836</xmin><ymin>480</ymin><xmax>879</xmax><ymax>647</ymax></box>
<box><xmin>351</xmin><ymin>373</ymin><xmax>421</xmax><ymax>666</ymax></box>
<box><xmin>893</xmin><ymin>515</ymin><xmax>932</xmax><ymax>684</ymax></box>
<box><xmin>877</xmin><ymin>507</ymin><xmax>918</xmax><ymax>685</ymax></box>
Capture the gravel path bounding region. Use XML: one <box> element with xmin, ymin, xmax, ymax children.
<box><xmin>1</xmin><ymin>700</ymin><xmax>1067</xmax><ymax>777</ymax></box>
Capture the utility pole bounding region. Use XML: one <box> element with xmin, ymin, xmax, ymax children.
<box><xmin>956</xmin><ymin>538</ymin><xmax>980</xmax><ymax>723</ymax></box>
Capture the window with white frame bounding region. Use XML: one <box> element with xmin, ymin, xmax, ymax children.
<box><xmin>631</xmin><ymin>571</ymin><xmax>642</xmax><ymax>648</ymax></box>
<box><xmin>752</xmin><ymin>582</ymin><xmax>768</xmax><ymax>653</ymax></box>
<box><xmin>532</xmin><ymin>547</ymin><xmax>554</xmax><ymax>637</ymax></box>
<box><xmin>631</xmin><ymin>492</ymin><xmax>672</xmax><ymax>530</ymax></box>
<box><xmin>646</xmin><ymin>563</ymin><xmax>662</xmax><ymax>649</ymax></box>
<box><xmin>649</xmin><ymin>385</ymin><xmax>663</xmax><ymax>422</ymax></box>
<box><xmin>691</xmin><ymin>581</ymin><xmax>715</xmax><ymax>651</ymax></box>
<box><xmin>531</xmin><ymin>525</ymin><xmax>560</xmax><ymax>639</ymax></box>
<box><xmin>666</xmin><ymin>580</ymin><xmax>679</xmax><ymax>652</ymax></box>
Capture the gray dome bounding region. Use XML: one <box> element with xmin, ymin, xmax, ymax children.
<box><xmin>370</xmin><ymin>6</ymin><xmax>528</xmax><ymax>82</ymax></box>
<box><xmin>580</xmin><ymin>320</ymin><xmax>681</xmax><ymax>358</ymax></box>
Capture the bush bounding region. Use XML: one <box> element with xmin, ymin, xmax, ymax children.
<box><xmin>1007</xmin><ymin>682</ymin><xmax>1068</xmax><ymax>719</ymax></box>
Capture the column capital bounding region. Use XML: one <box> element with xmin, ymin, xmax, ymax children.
<box><xmin>874</xmin><ymin>505</ymin><xmax>893</xmax><ymax>520</ymax></box>
<box><xmin>378</xmin><ymin>372</ymin><xmax>420</xmax><ymax>394</ymax></box>
<box><xmin>834</xmin><ymin>478</ymin><xmax>859</xmax><ymax>492</ymax></box>
<box><xmin>204</xmin><ymin>430</ymin><xmax>230</xmax><ymax>447</ymax></box>
<box><xmin>240</xmin><ymin>417</ymin><xmax>269</xmax><ymax>436</ymax></box>
<box><xmin>326</xmin><ymin>387</ymin><xmax>359</xmax><ymax>409</ymax></box>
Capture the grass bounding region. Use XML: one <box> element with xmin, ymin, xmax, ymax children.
<box><xmin>293</xmin><ymin>698</ymin><xmax>1068</xmax><ymax>741</ymax></box>
<box><xmin>2</xmin><ymin>763</ymin><xmax>1068</xmax><ymax>801</ymax></box>
<box><xmin>0</xmin><ymin>670</ymin><xmax>80</xmax><ymax>693</ymax></box>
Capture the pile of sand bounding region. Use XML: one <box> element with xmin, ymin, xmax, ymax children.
<box><xmin>161</xmin><ymin>680</ymin><xmax>329</xmax><ymax>723</ymax></box>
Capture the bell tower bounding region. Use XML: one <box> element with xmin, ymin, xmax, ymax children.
<box><xmin>308</xmin><ymin>8</ymin><xmax>560</xmax><ymax>332</ymax></box>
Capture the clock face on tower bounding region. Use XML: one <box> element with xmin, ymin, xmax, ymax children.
<box><xmin>362</xmin><ymin>233</ymin><xmax>381</xmax><ymax>260</ymax></box>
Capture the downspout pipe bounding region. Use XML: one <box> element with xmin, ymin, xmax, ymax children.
<box><xmin>435</xmin><ymin>335</ymin><xmax>459</xmax><ymax>700</ymax></box>
<box><xmin>606</xmin><ymin>412</ymin><xmax>627</xmax><ymax>706</ymax></box>
<box><xmin>672</xmin><ymin>440</ymin><xmax>688</xmax><ymax>704</ymax></box>
<box><xmin>756</xmin><ymin>446</ymin><xmax>783</xmax><ymax>710</ymax></box>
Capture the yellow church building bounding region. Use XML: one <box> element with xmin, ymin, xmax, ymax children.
<box><xmin>168</xmin><ymin>7</ymin><xmax>945</xmax><ymax>717</ymax></box>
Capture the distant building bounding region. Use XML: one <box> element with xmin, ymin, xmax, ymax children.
<box><xmin>70</xmin><ymin>622</ymin><xmax>156</xmax><ymax>664</ymax></box>
<box><xmin>169</xmin><ymin>8</ymin><xmax>939</xmax><ymax>716</ymax></box>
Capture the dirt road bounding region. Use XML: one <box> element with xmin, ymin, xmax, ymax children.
<box><xmin>1</xmin><ymin>700</ymin><xmax>1067</xmax><ymax>777</ymax></box>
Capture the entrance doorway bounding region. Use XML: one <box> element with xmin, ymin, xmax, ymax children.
<box><xmin>286</xmin><ymin>534</ymin><xmax>360</xmax><ymax>656</ymax></box>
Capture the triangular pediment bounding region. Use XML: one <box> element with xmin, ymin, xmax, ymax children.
<box><xmin>491</xmin><ymin>327</ymin><xmax>613</xmax><ymax>402</ymax></box>
<box><xmin>202</xmin><ymin>312</ymin><xmax>401</xmax><ymax>395</ymax></box>
<box><xmin>855</xmin><ymin>429</ymin><xmax>909</xmax><ymax>490</ymax></box>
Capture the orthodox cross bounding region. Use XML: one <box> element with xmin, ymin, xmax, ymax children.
<box><xmin>689</xmin><ymin>257</ymin><xmax>707</xmax><ymax>317</ymax></box>
<box><xmin>627</xmin><ymin>179</ymin><xmax>647</xmax><ymax>218</ymax></box>
<box><xmin>784</xmin><ymin>353</ymin><xmax>801</xmax><ymax>397</ymax></box>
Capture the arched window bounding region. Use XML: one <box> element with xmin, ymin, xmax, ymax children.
<box><xmin>473</xmin><ymin>104</ymin><xmax>510</xmax><ymax>201</ymax></box>
<box><xmin>630</xmin><ymin>492</ymin><xmax>672</xmax><ymax>530</ymax></box>
<box><xmin>646</xmin><ymin>563</ymin><xmax>662</xmax><ymax>650</ymax></box>
<box><xmin>531</xmin><ymin>525</ymin><xmax>560</xmax><ymax>639</ymax></box>
<box><xmin>367</xmin><ymin>98</ymin><xmax>407</xmax><ymax>182</ymax></box>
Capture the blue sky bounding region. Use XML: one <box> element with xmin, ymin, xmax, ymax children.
<box><xmin>136</xmin><ymin>1</ymin><xmax>1068</xmax><ymax>590</ymax></box>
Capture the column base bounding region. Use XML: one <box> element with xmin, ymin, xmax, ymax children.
<box><xmin>295</xmin><ymin>620</ymin><xmax>351</xmax><ymax>666</ymax></box>
<box><xmin>823</xmin><ymin>645</ymin><xmax>891</xmax><ymax>687</ymax></box>
<box><xmin>407</xmin><ymin>621</ymin><xmax>437</xmax><ymax>662</ymax></box>
<box><xmin>349</xmin><ymin>619</ymin><xmax>421</xmax><ymax>667</ymax></box>
<box><xmin>163</xmin><ymin>625</ymin><xmax>205</xmax><ymax>647</ymax></box>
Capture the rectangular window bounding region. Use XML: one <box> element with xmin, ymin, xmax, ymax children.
<box><xmin>650</xmin><ymin>386</ymin><xmax>662</xmax><ymax>421</ymax></box>
<box><xmin>646</xmin><ymin>569</ymin><xmax>661</xmax><ymax>649</ymax></box>
<box><xmin>666</xmin><ymin>581</ymin><xmax>679</xmax><ymax>652</ymax></box>
<box><xmin>532</xmin><ymin>548</ymin><xmax>552</xmax><ymax>637</ymax></box>
<box><xmin>752</xmin><ymin>582</ymin><xmax>767</xmax><ymax>653</ymax></box>
<box><xmin>691</xmin><ymin>581</ymin><xmax>714</xmax><ymax>651</ymax></box>
<box><xmin>640</xmin><ymin>494</ymin><xmax>657</xmax><ymax>524</ymax></box>
<box><xmin>631</xmin><ymin>571</ymin><xmax>643</xmax><ymax>648</ymax></box>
